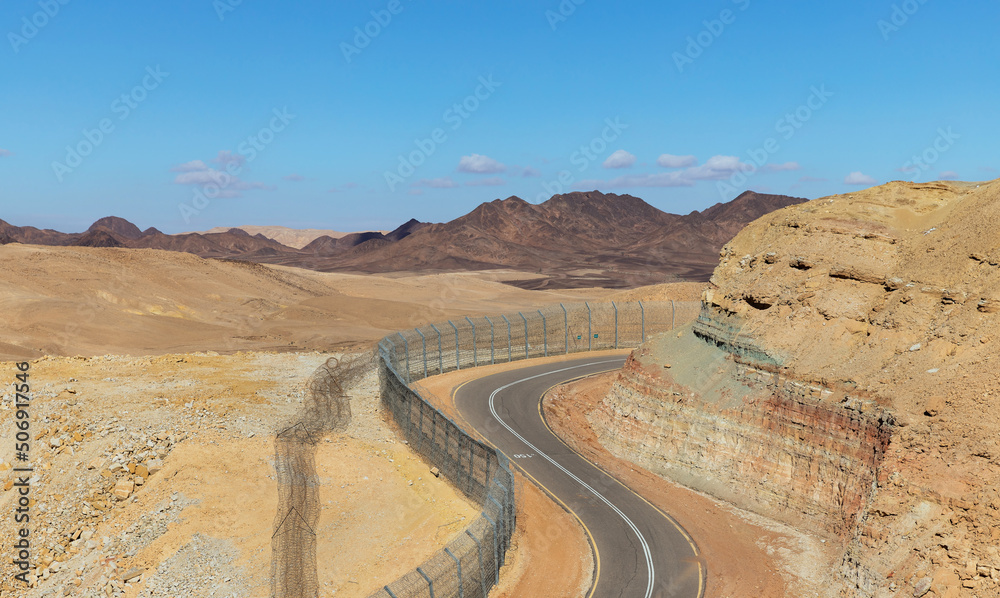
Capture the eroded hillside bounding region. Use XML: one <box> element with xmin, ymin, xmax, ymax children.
<box><xmin>591</xmin><ymin>179</ymin><xmax>1000</xmax><ymax>597</ymax></box>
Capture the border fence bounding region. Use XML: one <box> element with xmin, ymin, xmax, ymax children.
<box><xmin>371</xmin><ymin>300</ymin><xmax>701</xmax><ymax>598</ymax></box>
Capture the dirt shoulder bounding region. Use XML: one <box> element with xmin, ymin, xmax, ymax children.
<box><xmin>545</xmin><ymin>371</ymin><xmax>837</xmax><ymax>597</ymax></box>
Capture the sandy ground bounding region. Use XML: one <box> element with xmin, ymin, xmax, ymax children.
<box><xmin>0</xmin><ymin>352</ymin><xmax>477</xmax><ymax>598</ymax></box>
<box><xmin>0</xmin><ymin>244</ymin><xmax>618</xmax><ymax>361</ymax></box>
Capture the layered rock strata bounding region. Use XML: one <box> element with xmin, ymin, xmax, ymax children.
<box><xmin>591</xmin><ymin>180</ymin><xmax>1000</xmax><ymax>597</ymax></box>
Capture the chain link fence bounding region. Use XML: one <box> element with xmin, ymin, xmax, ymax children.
<box><xmin>385</xmin><ymin>301</ymin><xmax>701</xmax><ymax>384</ymax></box>
<box><xmin>372</xmin><ymin>300</ymin><xmax>701</xmax><ymax>598</ymax></box>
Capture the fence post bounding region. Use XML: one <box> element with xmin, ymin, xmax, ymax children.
<box><xmin>560</xmin><ymin>303</ymin><xmax>568</xmax><ymax>354</ymax></box>
<box><xmin>465</xmin><ymin>529</ymin><xmax>489</xmax><ymax>598</ymax></box>
<box><xmin>398</xmin><ymin>333</ymin><xmax>410</xmax><ymax>385</ymax></box>
<box><xmin>501</xmin><ymin>480</ymin><xmax>514</xmax><ymax>551</ymax></box>
<box><xmin>538</xmin><ymin>310</ymin><xmax>547</xmax><ymax>357</ymax></box>
<box><xmin>417</xmin><ymin>567</ymin><xmax>435</xmax><ymax>598</ymax></box>
<box><xmin>431</xmin><ymin>410</ymin><xmax>437</xmax><ymax>447</ymax></box>
<box><xmin>430</xmin><ymin>323</ymin><xmax>443</xmax><ymax>375</ymax></box>
<box><xmin>465</xmin><ymin>316</ymin><xmax>478</xmax><ymax>367</ymax></box>
<box><xmin>487</xmin><ymin>494</ymin><xmax>507</xmax><ymax>560</ymax></box>
<box><xmin>501</xmin><ymin>315</ymin><xmax>512</xmax><ymax>362</ymax></box>
<box><xmin>482</xmin><ymin>511</ymin><xmax>500</xmax><ymax>582</ymax></box>
<box><xmin>448</xmin><ymin>320</ymin><xmax>460</xmax><ymax>370</ymax></box>
<box><xmin>444</xmin><ymin>547</ymin><xmax>465</xmax><ymax>598</ymax></box>
<box><xmin>485</xmin><ymin>316</ymin><xmax>495</xmax><ymax>364</ymax></box>
<box><xmin>415</xmin><ymin>328</ymin><xmax>428</xmax><ymax>380</ymax></box>
<box><xmin>612</xmin><ymin>301</ymin><xmax>618</xmax><ymax>350</ymax></box>
<box><xmin>384</xmin><ymin>337</ymin><xmax>398</xmax><ymax>372</ymax></box>
<box><xmin>443</xmin><ymin>417</ymin><xmax>450</xmax><ymax>466</ymax></box>
<box><xmin>468</xmin><ymin>441</ymin><xmax>475</xmax><ymax>495</ymax></box>
<box><xmin>384</xmin><ymin>586</ymin><xmax>399</xmax><ymax>598</ymax></box>
<box><xmin>585</xmin><ymin>302</ymin><xmax>592</xmax><ymax>351</ymax></box>
<box><xmin>518</xmin><ymin>312</ymin><xmax>528</xmax><ymax>358</ymax></box>
<box><xmin>417</xmin><ymin>400</ymin><xmax>424</xmax><ymax>449</ymax></box>
<box><xmin>639</xmin><ymin>300</ymin><xmax>645</xmax><ymax>343</ymax></box>
<box><xmin>671</xmin><ymin>299</ymin><xmax>676</xmax><ymax>330</ymax></box>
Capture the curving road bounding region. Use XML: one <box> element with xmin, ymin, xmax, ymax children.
<box><xmin>453</xmin><ymin>357</ymin><xmax>705</xmax><ymax>598</ymax></box>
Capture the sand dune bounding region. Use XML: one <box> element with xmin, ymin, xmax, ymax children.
<box><xmin>0</xmin><ymin>244</ymin><xmax>620</xmax><ymax>360</ymax></box>
<box><xmin>191</xmin><ymin>225</ymin><xmax>363</xmax><ymax>249</ymax></box>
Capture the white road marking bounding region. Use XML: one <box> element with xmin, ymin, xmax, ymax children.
<box><xmin>487</xmin><ymin>360</ymin><xmax>655</xmax><ymax>598</ymax></box>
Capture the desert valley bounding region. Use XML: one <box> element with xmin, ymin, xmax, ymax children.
<box><xmin>3</xmin><ymin>181</ymin><xmax>1000</xmax><ymax>598</ymax></box>
<box><xmin>3</xmin><ymin>3</ymin><xmax>996</xmax><ymax>597</ymax></box>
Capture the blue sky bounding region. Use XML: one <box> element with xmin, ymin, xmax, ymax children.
<box><xmin>1</xmin><ymin>1</ymin><xmax>997</xmax><ymax>234</ymax></box>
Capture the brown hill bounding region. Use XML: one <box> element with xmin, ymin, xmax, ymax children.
<box><xmin>89</xmin><ymin>216</ymin><xmax>143</xmax><ymax>240</ymax></box>
<box><xmin>0</xmin><ymin>219</ymin><xmax>79</xmax><ymax>246</ymax></box>
<box><xmin>192</xmin><ymin>225</ymin><xmax>361</xmax><ymax>249</ymax></box>
<box><xmin>2</xmin><ymin>190</ymin><xmax>805</xmax><ymax>288</ymax></box>
<box><xmin>315</xmin><ymin>191</ymin><xmax>806</xmax><ymax>287</ymax></box>
<box><xmin>385</xmin><ymin>218</ymin><xmax>429</xmax><ymax>242</ymax></box>
<box><xmin>74</xmin><ymin>230</ymin><xmax>125</xmax><ymax>248</ymax></box>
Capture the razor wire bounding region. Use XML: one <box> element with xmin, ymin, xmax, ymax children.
<box><xmin>367</xmin><ymin>300</ymin><xmax>700</xmax><ymax>598</ymax></box>
<box><xmin>271</xmin><ymin>353</ymin><xmax>373</xmax><ymax>598</ymax></box>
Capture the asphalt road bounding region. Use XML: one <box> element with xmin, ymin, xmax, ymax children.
<box><xmin>453</xmin><ymin>356</ymin><xmax>705</xmax><ymax>598</ymax></box>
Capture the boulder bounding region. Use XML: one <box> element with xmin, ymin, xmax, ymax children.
<box><xmin>112</xmin><ymin>480</ymin><xmax>134</xmax><ymax>500</ymax></box>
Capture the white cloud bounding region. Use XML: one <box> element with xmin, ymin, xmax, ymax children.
<box><xmin>602</xmin><ymin>150</ymin><xmax>636</xmax><ymax>169</ymax></box>
<box><xmin>413</xmin><ymin>177</ymin><xmax>458</xmax><ymax>188</ymax></box>
<box><xmin>844</xmin><ymin>171</ymin><xmax>877</xmax><ymax>186</ymax></box>
<box><xmin>327</xmin><ymin>182</ymin><xmax>361</xmax><ymax>192</ymax></box>
<box><xmin>283</xmin><ymin>174</ymin><xmax>306</xmax><ymax>182</ymax></box>
<box><xmin>0</xmin><ymin>149</ymin><xmax>11</xmax><ymax>158</ymax></box>
<box><xmin>763</xmin><ymin>162</ymin><xmax>801</xmax><ymax>172</ymax></box>
<box><xmin>171</xmin><ymin>160</ymin><xmax>210</xmax><ymax>172</ymax></box>
<box><xmin>575</xmin><ymin>154</ymin><xmax>791</xmax><ymax>190</ymax></box>
<box><xmin>656</xmin><ymin>154</ymin><xmax>697</xmax><ymax>169</ymax></box>
<box><xmin>171</xmin><ymin>158</ymin><xmax>272</xmax><ymax>197</ymax></box>
<box><xmin>939</xmin><ymin>171</ymin><xmax>959</xmax><ymax>180</ymax></box>
<box><xmin>457</xmin><ymin>154</ymin><xmax>506</xmax><ymax>174</ymax></box>
<box><xmin>684</xmin><ymin>155</ymin><xmax>753</xmax><ymax>181</ymax></box>
<box><xmin>212</xmin><ymin>150</ymin><xmax>246</xmax><ymax>169</ymax></box>
<box><xmin>577</xmin><ymin>171</ymin><xmax>694</xmax><ymax>189</ymax></box>
<box><xmin>521</xmin><ymin>166</ymin><xmax>542</xmax><ymax>178</ymax></box>
<box><xmin>465</xmin><ymin>177</ymin><xmax>505</xmax><ymax>187</ymax></box>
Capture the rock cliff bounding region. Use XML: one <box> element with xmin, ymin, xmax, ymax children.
<box><xmin>591</xmin><ymin>179</ymin><xmax>1000</xmax><ymax>597</ymax></box>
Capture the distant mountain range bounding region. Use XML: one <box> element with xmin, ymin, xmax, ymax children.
<box><xmin>0</xmin><ymin>191</ymin><xmax>807</xmax><ymax>288</ymax></box>
<box><xmin>191</xmin><ymin>225</ymin><xmax>376</xmax><ymax>249</ymax></box>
